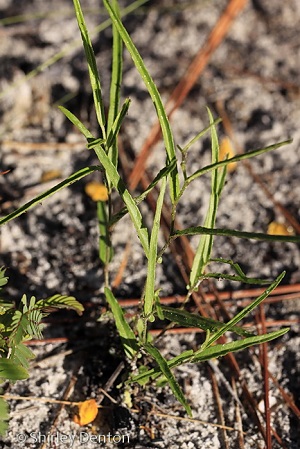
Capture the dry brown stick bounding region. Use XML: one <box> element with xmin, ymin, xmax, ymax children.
<box><xmin>232</xmin><ymin>377</ymin><xmax>245</xmax><ymax>449</ymax></box>
<box><xmin>97</xmin><ymin>361</ymin><xmax>125</xmax><ymax>406</ymax></box>
<box><xmin>258</xmin><ymin>304</ymin><xmax>272</xmax><ymax>449</ymax></box>
<box><xmin>115</xmin><ymin>284</ymin><xmax>300</xmax><ymax>307</ymax></box>
<box><xmin>268</xmin><ymin>371</ymin><xmax>300</xmax><ymax>419</ymax></box>
<box><xmin>209</xmin><ymin>366</ymin><xmax>229</xmax><ymax>449</ymax></box>
<box><xmin>111</xmin><ymin>240</ymin><xmax>131</xmax><ymax>289</ymax></box>
<box><xmin>39</xmin><ymin>374</ymin><xmax>78</xmax><ymax>449</ymax></box>
<box><xmin>129</xmin><ymin>0</ymin><xmax>249</xmax><ymax>190</ymax></box>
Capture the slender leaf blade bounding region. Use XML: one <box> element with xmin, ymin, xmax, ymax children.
<box><xmin>97</xmin><ymin>201</ymin><xmax>113</xmax><ymax>265</ymax></box>
<box><xmin>72</xmin><ymin>0</ymin><xmax>106</xmax><ymax>137</ymax></box>
<box><xmin>107</xmin><ymin>0</ymin><xmax>123</xmax><ymax>171</ymax></box>
<box><xmin>173</xmin><ymin>225</ymin><xmax>300</xmax><ymax>244</ymax></box>
<box><xmin>206</xmin><ymin>271</ymin><xmax>285</xmax><ymax>346</ymax></box>
<box><xmin>190</xmin><ymin>108</ymin><xmax>226</xmax><ymax>288</ymax></box>
<box><xmin>143</xmin><ymin>177</ymin><xmax>167</xmax><ymax>318</ymax></box>
<box><xmin>160</xmin><ymin>305</ymin><xmax>253</xmax><ymax>337</ymax></box>
<box><xmin>0</xmin><ymin>166</ymin><xmax>100</xmax><ymax>227</ymax></box>
<box><xmin>187</xmin><ymin>139</ymin><xmax>292</xmax><ymax>184</ymax></box>
<box><xmin>192</xmin><ymin>328</ymin><xmax>289</xmax><ymax>362</ymax></box>
<box><xmin>109</xmin><ymin>158</ymin><xmax>177</xmax><ymax>227</ymax></box>
<box><xmin>144</xmin><ymin>343</ymin><xmax>192</xmax><ymax>416</ymax></box>
<box><xmin>103</xmin><ymin>0</ymin><xmax>180</xmax><ymax>203</ymax></box>
<box><xmin>106</xmin><ymin>98</ymin><xmax>131</xmax><ymax>150</ymax></box>
<box><xmin>60</xmin><ymin>106</ymin><xmax>150</xmax><ymax>256</ymax></box>
<box><xmin>105</xmin><ymin>287</ymin><xmax>139</xmax><ymax>359</ymax></box>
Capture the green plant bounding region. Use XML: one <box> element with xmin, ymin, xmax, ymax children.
<box><xmin>0</xmin><ymin>267</ymin><xmax>83</xmax><ymax>434</ymax></box>
<box><xmin>0</xmin><ymin>0</ymin><xmax>299</xmax><ymax>430</ymax></box>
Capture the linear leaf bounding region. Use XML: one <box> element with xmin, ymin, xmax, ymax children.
<box><xmin>103</xmin><ymin>0</ymin><xmax>179</xmax><ymax>203</ymax></box>
<box><xmin>105</xmin><ymin>287</ymin><xmax>139</xmax><ymax>359</ymax></box>
<box><xmin>72</xmin><ymin>0</ymin><xmax>106</xmax><ymax>138</ymax></box>
<box><xmin>107</xmin><ymin>0</ymin><xmax>123</xmax><ymax>172</ymax></box>
<box><xmin>109</xmin><ymin>158</ymin><xmax>177</xmax><ymax>227</ymax></box>
<box><xmin>0</xmin><ymin>166</ymin><xmax>101</xmax><ymax>227</ymax></box>
<box><xmin>190</xmin><ymin>108</ymin><xmax>226</xmax><ymax>288</ymax></box>
<box><xmin>159</xmin><ymin>305</ymin><xmax>253</xmax><ymax>337</ymax></box>
<box><xmin>131</xmin><ymin>327</ymin><xmax>288</xmax><ymax>385</ymax></box>
<box><xmin>130</xmin><ymin>349</ymin><xmax>194</xmax><ymax>385</ymax></box>
<box><xmin>205</xmin><ymin>258</ymin><xmax>271</xmax><ymax>284</ymax></box>
<box><xmin>107</xmin><ymin>98</ymin><xmax>131</xmax><ymax>150</ymax></box>
<box><xmin>180</xmin><ymin>118</ymin><xmax>222</xmax><ymax>155</ymax></box>
<box><xmin>144</xmin><ymin>343</ymin><xmax>192</xmax><ymax>416</ymax></box>
<box><xmin>173</xmin><ymin>225</ymin><xmax>300</xmax><ymax>244</ymax></box>
<box><xmin>97</xmin><ymin>201</ymin><xmax>113</xmax><ymax>265</ymax></box>
<box><xmin>143</xmin><ymin>177</ymin><xmax>167</xmax><ymax>318</ymax></box>
<box><xmin>192</xmin><ymin>328</ymin><xmax>289</xmax><ymax>362</ymax></box>
<box><xmin>59</xmin><ymin>105</ymin><xmax>93</xmax><ymax>139</ymax></box>
<box><xmin>60</xmin><ymin>106</ymin><xmax>150</xmax><ymax>256</ymax></box>
<box><xmin>206</xmin><ymin>272</ymin><xmax>285</xmax><ymax>347</ymax></box>
<box><xmin>187</xmin><ymin>139</ymin><xmax>292</xmax><ymax>184</ymax></box>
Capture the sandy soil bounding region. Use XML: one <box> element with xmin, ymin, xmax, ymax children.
<box><xmin>0</xmin><ymin>0</ymin><xmax>299</xmax><ymax>448</ymax></box>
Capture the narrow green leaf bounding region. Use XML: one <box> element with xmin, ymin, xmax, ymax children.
<box><xmin>0</xmin><ymin>166</ymin><xmax>100</xmax><ymax>227</ymax></box>
<box><xmin>0</xmin><ymin>359</ymin><xmax>29</xmax><ymax>381</ymax></box>
<box><xmin>104</xmin><ymin>287</ymin><xmax>139</xmax><ymax>359</ymax></box>
<box><xmin>97</xmin><ymin>201</ymin><xmax>113</xmax><ymax>265</ymax></box>
<box><xmin>107</xmin><ymin>0</ymin><xmax>123</xmax><ymax>171</ymax></box>
<box><xmin>72</xmin><ymin>0</ymin><xmax>106</xmax><ymax>138</ymax></box>
<box><xmin>87</xmin><ymin>137</ymin><xmax>106</xmax><ymax>149</ymax></box>
<box><xmin>59</xmin><ymin>105</ymin><xmax>93</xmax><ymax>139</ymax></box>
<box><xmin>190</xmin><ymin>108</ymin><xmax>226</xmax><ymax>288</ymax></box>
<box><xmin>106</xmin><ymin>98</ymin><xmax>131</xmax><ymax>150</ymax></box>
<box><xmin>180</xmin><ymin>118</ymin><xmax>222</xmax><ymax>155</ymax></box>
<box><xmin>92</xmin><ymin>143</ymin><xmax>150</xmax><ymax>256</ymax></box>
<box><xmin>131</xmin><ymin>326</ymin><xmax>288</xmax><ymax>385</ymax></box>
<box><xmin>130</xmin><ymin>349</ymin><xmax>194</xmax><ymax>385</ymax></box>
<box><xmin>144</xmin><ymin>343</ymin><xmax>192</xmax><ymax>416</ymax></box>
<box><xmin>173</xmin><ymin>225</ymin><xmax>300</xmax><ymax>244</ymax></box>
<box><xmin>109</xmin><ymin>158</ymin><xmax>177</xmax><ymax>227</ymax></box>
<box><xmin>60</xmin><ymin>106</ymin><xmax>150</xmax><ymax>257</ymax></box>
<box><xmin>192</xmin><ymin>328</ymin><xmax>289</xmax><ymax>362</ymax></box>
<box><xmin>206</xmin><ymin>272</ymin><xmax>285</xmax><ymax>347</ymax></box>
<box><xmin>159</xmin><ymin>305</ymin><xmax>253</xmax><ymax>337</ymax></box>
<box><xmin>187</xmin><ymin>139</ymin><xmax>292</xmax><ymax>184</ymax></box>
<box><xmin>143</xmin><ymin>177</ymin><xmax>167</xmax><ymax>318</ymax></box>
<box><xmin>200</xmin><ymin>272</ymin><xmax>271</xmax><ymax>285</ymax></box>
<box><xmin>103</xmin><ymin>0</ymin><xmax>180</xmax><ymax>203</ymax></box>
<box><xmin>207</xmin><ymin>258</ymin><xmax>271</xmax><ymax>284</ymax></box>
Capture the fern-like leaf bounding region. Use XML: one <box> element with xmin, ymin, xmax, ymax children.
<box><xmin>11</xmin><ymin>343</ymin><xmax>36</xmax><ymax>369</ymax></box>
<box><xmin>36</xmin><ymin>294</ymin><xmax>84</xmax><ymax>315</ymax></box>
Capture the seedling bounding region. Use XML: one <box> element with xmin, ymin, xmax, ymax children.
<box><xmin>0</xmin><ymin>0</ymin><xmax>299</xmax><ymax>432</ymax></box>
